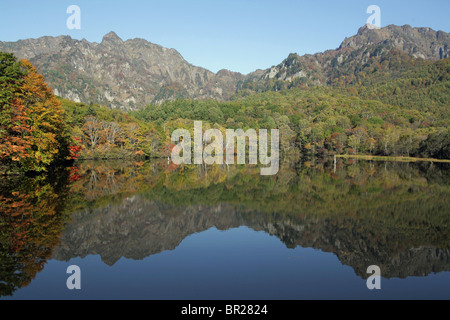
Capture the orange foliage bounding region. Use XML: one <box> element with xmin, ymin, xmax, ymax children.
<box><xmin>0</xmin><ymin>98</ymin><xmax>31</xmax><ymax>163</ymax></box>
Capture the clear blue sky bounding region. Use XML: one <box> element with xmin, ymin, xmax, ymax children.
<box><xmin>1</xmin><ymin>0</ymin><xmax>449</xmax><ymax>74</ymax></box>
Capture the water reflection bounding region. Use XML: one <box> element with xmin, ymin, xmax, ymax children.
<box><xmin>0</xmin><ymin>169</ymin><xmax>72</xmax><ymax>297</ymax></box>
<box><xmin>1</xmin><ymin>159</ymin><xmax>449</xmax><ymax>298</ymax></box>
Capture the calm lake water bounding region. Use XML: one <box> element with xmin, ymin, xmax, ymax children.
<box><xmin>1</xmin><ymin>159</ymin><xmax>449</xmax><ymax>300</ymax></box>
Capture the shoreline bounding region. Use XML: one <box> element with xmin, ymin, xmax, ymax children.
<box><xmin>335</xmin><ymin>154</ymin><xmax>450</xmax><ymax>163</ymax></box>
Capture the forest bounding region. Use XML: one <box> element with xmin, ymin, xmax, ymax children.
<box><xmin>1</xmin><ymin>51</ymin><xmax>449</xmax><ymax>175</ymax></box>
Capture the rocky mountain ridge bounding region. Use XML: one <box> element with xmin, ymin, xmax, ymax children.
<box><xmin>252</xmin><ymin>24</ymin><xmax>449</xmax><ymax>87</ymax></box>
<box><xmin>1</xmin><ymin>24</ymin><xmax>448</xmax><ymax>110</ymax></box>
<box><xmin>0</xmin><ymin>31</ymin><xmax>250</xmax><ymax>109</ymax></box>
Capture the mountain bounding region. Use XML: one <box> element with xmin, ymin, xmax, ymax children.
<box><xmin>340</xmin><ymin>24</ymin><xmax>449</xmax><ymax>60</ymax></box>
<box><xmin>0</xmin><ymin>31</ymin><xmax>249</xmax><ymax>110</ymax></box>
<box><xmin>0</xmin><ymin>25</ymin><xmax>449</xmax><ymax>110</ymax></box>
<box><xmin>241</xmin><ymin>24</ymin><xmax>450</xmax><ymax>91</ymax></box>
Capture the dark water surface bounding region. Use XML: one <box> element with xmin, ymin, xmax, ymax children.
<box><xmin>1</xmin><ymin>159</ymin><xmax>449</xmax><ymax>300</ymax></box>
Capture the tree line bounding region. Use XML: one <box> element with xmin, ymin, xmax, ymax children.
<box><xmin>1</xmin><ymin>52</ymin><xmax>449</xmax><ymax>175</ymax></box>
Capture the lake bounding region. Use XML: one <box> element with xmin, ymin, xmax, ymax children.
<box><xmin>1</xmin><ymin>158</ymin><xmax>449</xmax><ymax>300</ymax></box>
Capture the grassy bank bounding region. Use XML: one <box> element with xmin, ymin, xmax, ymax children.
<box><xmin>335</xmin><ymin>154</ymin><xmax>450</xmax><ymax>163</ymax></box>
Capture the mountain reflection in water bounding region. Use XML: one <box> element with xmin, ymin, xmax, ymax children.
<box><xmin>1</xmin><ymin>159</ymin><xmax>449</xmax><ymax>298</ymax></box>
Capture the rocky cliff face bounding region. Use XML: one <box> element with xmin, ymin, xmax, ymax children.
<box><xmin>1</xmin><ymin>25</ymin><xmax>448</xmax><ymax>109</ymax></box>
<box><xmin>340</xmin><ymin>24</ymin><xmax>450</xmax><ymax>60</ymax></box>
<box><xmin>0</xmin><ymin>32</ymin><xmax>246</xmax><ymax>110</ymax></box>
<box><xmin>254</xmin><ymin>24</ymin><xmax>450</xmax><ymax>86</ymax></box>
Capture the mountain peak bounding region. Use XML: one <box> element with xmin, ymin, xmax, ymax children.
<box><xmin>357</xmin><ymin>24</ymin><xmax>379</xmax><ymax>34</ymax></box>
<box><xmin>339</xmin><ymin>24</ymin><xmax>449</xmax><ymax>60</ymax></box>
<box><xmin>102</xmin><ymin>31</ymin><xmax>123</xmax><ymax>44</ymax></box>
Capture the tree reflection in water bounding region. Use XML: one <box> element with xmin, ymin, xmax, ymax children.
<box><xmin>1</xmin><ymin>158</ymin><xmax>449</xmax><ymax>297</ymax></box>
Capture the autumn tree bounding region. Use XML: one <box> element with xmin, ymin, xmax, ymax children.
<box><xmin>102</xmin><ymin>120</ymin><xmax>122</xmax><ymax>146</ymax></box>
<box><xmin>83</xmin><ymin>116</ymin><xmax>102</xmax><ymax>150</ymax></box>
<box><xmin>19</xmin><ymin>60</ymin><xmax>70</xmax><ymax>171</ymax></box>
<box><xmin>0</xmin><ymin>53</ymin><xmax>70</xmax><ymax>173</ymax></box>
<box><xmin>0</xmin><ymin>53</ymin><xmax>31</xmax><ymax>170</ymax></box>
